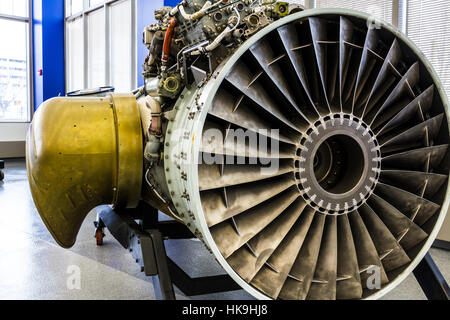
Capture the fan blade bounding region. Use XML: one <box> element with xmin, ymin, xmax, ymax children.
<box><xmin>249</xmin><ymin>39</ymin><xmax>311</xmax><ymax>124</ymax></box>
<box><xmin>309</xmin><ymin>17</ymin><xmax>338</xmax><ymax>112</ymax></box>
<box><xmin>250</xmin><ymin>211</ymin><xmax>321</xmax><ymax>299</ymax></box>
<box><xmin>367</xmin><ymin>62</ymin><xmax>420</xmax><ymax>125</ymax></box>
<box><xmin>278</xmin><ymin>213</ymin><xmax>326</xmax><ymax>300</ymax></box>
<box><xmin>209</xmin><ymin>89</ymin><xmax>300</xmax><ymax>144</ymax></box>
<box><xmin>348</xmin><ymin>211</ymin><xmax>389</xmax><ymax>289</ymax></box>
<box><xmin>352</xmin><ymin>27</ymin><xmax>380</xmax><ymax>113</ymax></box>
<box><xmin>380</xmin><ymin>114</ymin><xmax>444</xmax><ymax>154</ymax></box>
<box><xmin>210</xmin><ymin>186</ymin><xmax>299</xmax><ymax>257</ymax></box>
<box><xmin>367</xmin><ymin>194</ymin><xmax>429</xmax><ymax>250</ymax></box>
<box><xmin>202</xmin><ymin>174</ymin><xmax>296</xmax><ymax>227</ymax></box>
<box><xmin>227</xmin><ymin>201</ymin><xmax>311</xmax><ymax>282</ymax></box>
<box><xmin>226</xmin><ymin>61</ymin><xmax>302</xmax><ymax>132</ymax></box>
<box><xmin>382</xmin><ymin>145</ymin><xmax>448</xmax><ymax>171</ymax></box>
<box><xmin>198</xmin><ymin>160</ymin><xmax>294</xmax><ymax>191</ymax></box>
<box><xmin>380</xmin><ymin>170</ymin><xmax>448</xmax><ymax>200</ymax></box>
<box><xmin>306</xmin><ymin>215</ymin><xmax>338</xmax><ymax>300</ymax></box>
<box><xmin>374</xmin><ymin>182</ymin><xmax>442</xmax><ymax>226</ymax></box>
<box><xmin>336</xmin><ymin>215</ymin><xmax>363</xmax><ymax>299</ymax></box>
<box><xmin>375</xmin><ymin>85</ymin><xmax>434</xmax><ymax>135</ymax></box>
<box><xmin>362</xmin><ymin>39</ymin><xmax>403</xmax><ymax>119</ymax></box>
<box><xmin>277</xmin><ymin>24</ymin><xmax>321</xmax><ymax>118</ymax></box>
<box><xmin>359</xmin><ymin>203</ymin><xmax>411</xmax><ymax>272</ymax></box>
<box><xmin>339</xmin><ymin>16</ymin><xmax>362</xmax><ymax>110</ymax></box>
<box><xmin>200</xmin><ymin>119</ymin><xmax>296</xmax><ymax>159</ymax></box>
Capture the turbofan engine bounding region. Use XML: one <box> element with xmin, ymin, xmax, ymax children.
<box><xmin>26</xmin><ymin>1</ymin><xmax>449</xmax><ymax>300</ymax></box>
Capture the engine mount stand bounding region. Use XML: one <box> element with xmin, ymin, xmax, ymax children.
<box><xmin>94</xmin><ymin>203</ymin><xmax>449</xmax><ymax>301</ymax></box>
<box><xmin>94</xmin><ymin>203</ymin><xmax>241</xmax><ymax>300</ymax></box>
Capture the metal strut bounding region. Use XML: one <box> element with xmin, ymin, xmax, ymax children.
<box><xmin>413</xmin><ymin>253</ymin><xmax>450</xmax><ymax>300</ymax></box>
<box><xmin>0</xmin><ymin>160</ymin><xmax>4</xmax><ymax>181</ymax></box>
<box><xmin>94</xmin><ymin>204</ymin><xmax>241</xmax><ymax>300</ymax></box>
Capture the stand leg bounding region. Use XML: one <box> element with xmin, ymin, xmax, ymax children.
<box><xmin>0</xmin><ymin>160</ymin><xmax>4</xmax><ymax>181</ymax></box>
<box><xmin>413</xmin><ymin>253</ymin><xmax>450</xmax><ymax>300</ymax></box>
<box><xmin>148</xmin><ymin>229</ymin><xmax>176</xmax><ymax>300</ymax></box>
<box><xmin>95</xmin><ymin>204</ymin><xmax>241</xmax><ymax>300</ymax></box>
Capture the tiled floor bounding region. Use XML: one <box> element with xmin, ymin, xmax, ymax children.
<box><xmin>0</xmin><ymin>159</ymin><xmax>448</xmax><ymax>300</ymax></box>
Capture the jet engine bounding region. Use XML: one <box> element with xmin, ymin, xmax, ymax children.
<box><xmin>26</xmin><ymin>1</ymin><xmax>449</xmax><ymax>300</ymax></box>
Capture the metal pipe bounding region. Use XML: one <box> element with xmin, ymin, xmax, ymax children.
<box><xmin>179</xmin><ymin>1</ymin><xmax>216</xmax><ymax>21</ymax></box>
<box><xmin>162</xmin><ymin>17</ymin><xmax>178</xmax><ymax>67</ymax></box>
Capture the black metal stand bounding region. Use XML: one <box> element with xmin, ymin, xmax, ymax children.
<box><xmin>0</xmin><ymin>160</ymin><xmax>4</xmax><ymax>181</ymax></box>
<box><xmin>94</xmin><ymin>203</ymin><xmax>449</xmax><ymax>300</ymax></box>
<box><xmin>94</xmin><ymin>204</ymin><xmax>241</xmax><ymax>300</ymax></box>
<box><xmin>413</xmin><ymin>253</ymin><xmax>450</xmax><ymax>300</ymax></box>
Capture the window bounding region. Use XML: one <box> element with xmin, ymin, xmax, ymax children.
<box><xmin>67</xmin><ymin>17</ymin><xmax>84</xmax><ymax>92</ymax></box>
<box><xmin>406</xmin><ymin>0</ymin><xmax>450</xmax><ymax>99</ymax></box>
<box><xmin>0</xmin><ymin>0</ymin><xmax>31</xmax><ymax>122</ymax></box>
<box><xmin>287</xmin><ymin>0</ymin><xmax>306</xmax><ymax>7</ymax></box>
<box><xmin>66</xmin><ymin>0</ymin><xmax>84</xmax><ymax>17</ymax></box>
<box><xmin>87</xmin><ymin>9</ymin><xmax>105</xmax><ymax>88</ymax></box>
<box><xmin>0</xmin><ymin>0</ymin><xmax>28</xmax><ymax>16</ymax></box>
<box><xmin>110</xmin><ymin>0</ymin><xmax>133</xmax><ymax>92</ymax></box>
<box><xmin>316</xmin><ymin>0</ymin><xmax>394</xmax><ymax>24</ymax></box>
<box><xmin>65</xmin><ymin>0</ymin><xmax>137</xmax><ymax>93</ymax></box>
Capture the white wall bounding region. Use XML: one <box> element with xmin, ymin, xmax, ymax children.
<box><xmin>0</xmin><ymin>122</ymin><xmax>30</xmax><ymax>142</ymax></box>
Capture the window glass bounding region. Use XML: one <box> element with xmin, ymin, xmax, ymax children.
<box><xmin>71</xmin><ymin>0</ymin><xmax>84</xmax><ymax>15</ymax></box>
<box><xmin>88</xmin><ymin>9</ymin><xmax>106</xmax><ymax>88</ymax></box>
<box><xmin>407</xmin><ymin>0</ymin><xmax>450</xmax><ymax>99</ymax></box>
<box><xmin>67</xmin><ymin>17</ymin><xmax>84</xmax><ymax>92</ymax></box>
<box><xmin>0</xmin><ymin>19</ymin><xmax>29</xmax><ymax>122</ymax></box>
<box><xmin>316</xmin><ymin>0</ymin><xmax>393</xmax><ymax>24</ymax></box>
<box><xmin>90</xmin><ymin>0</ymin><xmax>105</xmax><ymax>8</ymax></box>
<box><xmin>287</xmin><ymin>0</ymin><xmax>305</xmax><ymax>6</ymax></box>
<box><xmin>110</xmin><ymin>0</ymin><xmax>133</xmax><ymax>92</ymax></box>
<box><xmin>0</xmin><ymin>0</ymin><xmax>28</xmax><ymax>17</ymax></box>
<box><xmin>65</xmin><ymin>0</ymin><xmax>137</xmax><ymax>93</ymax></box>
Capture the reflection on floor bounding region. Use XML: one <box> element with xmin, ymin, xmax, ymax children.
<box><xmin>0</xmin><ymin>159</ymin><xmax>448</xmax><ymax>300</ymax></box>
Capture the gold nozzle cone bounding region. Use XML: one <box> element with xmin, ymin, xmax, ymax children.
<box><xmin>26</xmin><ymin>93</ymin><xmax>143</xmax><ymax>248</ymax></box>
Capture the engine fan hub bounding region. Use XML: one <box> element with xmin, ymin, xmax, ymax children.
<box><xmin>297</xmin><ymin>114</ymin><xmax>381</xmax><ymax>215</ymax></box>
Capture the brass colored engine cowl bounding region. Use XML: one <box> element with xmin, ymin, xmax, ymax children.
<box><xmin>26</xmin><ymin>94</ymin><xmax>143</xmax><ymax>248</ymax></box>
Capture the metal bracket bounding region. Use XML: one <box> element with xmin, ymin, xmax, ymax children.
<box><xmin>95</xmin><ymin>205</ymin><xmax>240</xmax><ymax>300</ymax></box>
<box><xmin>413</xmin><ymin>253</ymin><xmax>450</xmax><ymax>300</ymax></box>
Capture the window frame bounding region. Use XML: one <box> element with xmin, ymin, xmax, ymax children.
<box><xmin>64</xmin><ymin>0</ymin><xmax>137</xmax><ymax>93</ymax></box>
<box><xmin>0</xmin><ymin>0</ymin><xmax>34</xmax><ymax>124</ymax></box>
